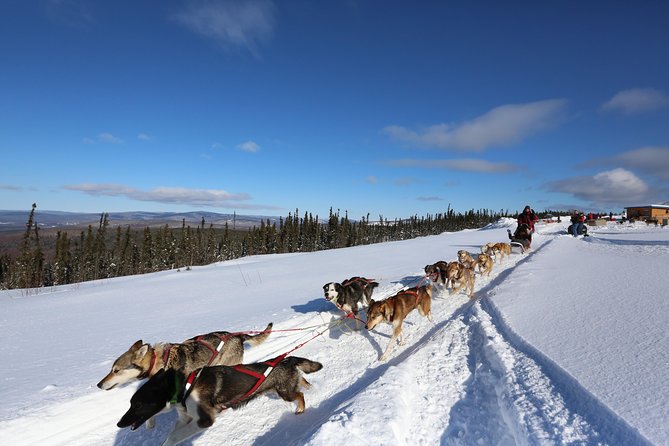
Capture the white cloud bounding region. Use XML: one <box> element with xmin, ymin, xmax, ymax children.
<box><xmin>366</xmin><ymin>176</ymin><xmax>378</xmax><ymax>184</ymax></box>
<box><xmin>82</xmin><ymin>137</ymin><xmax>95</xmax><ymax>144</ymax></box>
<box><xmin>601</xmin><ymin>88</ymin><xmax>669</xmax><ymax>115</ymax></box>
<box><xmin>173</xmin><ymin>0</ymin><xmax>276</xmax><ymax>56</ymax></box>
<box><xmin>63</xmin><ymin>183</ymin><xmax>279</xmax><ymax>210</ymax></box>
<box><xmin>545</xmin><ymin>168</ymin><xmax>650</xmax><ymax>205</ymax></box>
<box><xmin>98</xmin><ymin>133</ymin><xmax>123</xmax><ymax>144</ymax></box>
<box><xmin>237</xmin><ymin>140</ymin><xmax>260</xmax><ymax>153</ymax></box>
<box><xmin>137</xmin><ymin>133</ymin><xmax>152</xmax><ymax>141</ymax></box>
<box><xmin>613</xmin><ymin>147</ymin><xmax>669</xmax><ymax>181</ymax></box>
<box><xmin>417</xmin><ymin>196</ymin><xmax>443</xmax><ymax>201</ymax></box>
<box><xmin>385</xmin><ymin>158</ymin><xmax>519</xmax><ymax>173</ymax></box>
<box><xmin>383</xmin><ymin>99</ymin><xmax>567</xmax><ymax>151</ymax></box>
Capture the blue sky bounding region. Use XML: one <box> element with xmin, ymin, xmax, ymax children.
<box><xmin>2</xmin><ymin>0</ymin><xmax>669</xmax><ymax>220</ymax></box>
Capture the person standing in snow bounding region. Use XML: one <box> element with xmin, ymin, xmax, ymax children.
<box><xmin>518</xmin><ymin>205</ymin><xmax>539</xmax><ymax>233</ymax></box>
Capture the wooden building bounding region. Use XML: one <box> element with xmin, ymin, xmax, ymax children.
<box><xmin>625</xmin><ymin>201</ymin><xmax>669</xmax><ymax>225</ymax></box>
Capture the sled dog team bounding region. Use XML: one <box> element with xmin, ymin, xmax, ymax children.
<box><xmin>103</xmin><ymin>240</ymin><xmax>513</xmax><ymax>445</ymax></box>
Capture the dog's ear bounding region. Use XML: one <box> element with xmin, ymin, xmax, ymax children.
<box><xmin>134</xmin><ymin>344</ymin><xmax>150</xmax><ymax>359</ymax></box>
<box><xmin>382</xmin><ymin>301</ymin><xmax>394</xmax><ymax>322</ymax></box>
<box><xmin>130</xmin><ymin>340</ymin><xmax>143</xmax><ymax>351</ymax></box>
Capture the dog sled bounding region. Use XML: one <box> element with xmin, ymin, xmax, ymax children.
<box><xmin>507</xmin><ymin>223</ymin><xmax>532</xmax><ymax>254</ymax></box>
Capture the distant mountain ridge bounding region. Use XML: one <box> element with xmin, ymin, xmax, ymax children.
<box><xmin>0</xmin><ymin>210</ymin><xmax>281</xmax><ymax>232</ymax></box>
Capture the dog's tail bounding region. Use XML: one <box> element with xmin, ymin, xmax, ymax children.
<box><xmin>242</xmin><ymin>322</ymin><xmax>273</xmax><ymax>346</ymax></box>
<box><xmin>283</xmin><ymin>356</ymin><xmax>323</xmax><ymax>374</ymax></box>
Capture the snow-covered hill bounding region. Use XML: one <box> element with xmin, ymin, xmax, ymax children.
<box><xmin>1</xmin><ymin>220</ymin><xmax>667</xmax><ymax>445</ymax></box>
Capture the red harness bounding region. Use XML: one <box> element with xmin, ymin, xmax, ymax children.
<box><xmin>179</xmin><ymin>335</ymin><xmax>232</xmax><ymax>401</ymax></box>
<box><xmin>389</xmin><ymin>288</ymin><xmax>422</xmax><ymax>322</ymax></box>
<box><xmin>226</xmin><ymin>354</ymin><xmax>288</xmax><ymax>408</ymax></box>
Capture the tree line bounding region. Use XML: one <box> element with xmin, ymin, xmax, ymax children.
<box><xmin>0</xmin><ymin>204</ymin><xmax>509</xmax><ymax>291</ymax></box>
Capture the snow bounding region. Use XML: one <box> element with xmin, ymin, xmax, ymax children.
<box><xmin>1</xmin><ymin>219</ymin><xmax>668</xmax><ymax>445</ymax></box>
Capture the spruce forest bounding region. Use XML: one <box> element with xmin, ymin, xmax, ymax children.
<box><xmin>0</xmin><ymin>204</ymin><xmax>511</xmax><ymax>291</ymax></box>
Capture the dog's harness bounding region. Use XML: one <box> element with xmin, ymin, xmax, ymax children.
<box><xmin>341</xmin><ymin>277</ymin><xmax>376</xmax><ymax>287</ymax></box>
<box><xmin>224</xmin><ymin>354</ymin><xmax>288</xmax><ymax>408</ymax></box>
<box><xmin>389</xmin><ymin>288</ymin><xmax>424</xmax><ymax>322</ymax></box>
<box><xmin>179</xmin><ymin>335</ymin><xmax>231</xmax><ymax>401</ymax></box>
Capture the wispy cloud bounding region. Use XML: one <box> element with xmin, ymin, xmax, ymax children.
<box><xmin>237</xmin><ymin>140</ymin><xmax>260</xmax><ymax>153</ymax></box>
<box><xmin>383</xmin><ymin>99</ymin><xmax>567</xmax><ymax>151</ymax></box>
<box><xmin>601</xmin><ymin>88</ymin><xmax>669</xmax><ymax>115</ymax></box>
<box><xmin>63</xmin><ymin>183</ymin><xmax>280</xmax><ymax>210</ymax></box>
<box><xmin>0</xmin><ymin>184</ymin><xmax>24</xmax><ymax>192</ymax></box>
<box><xmin>385</xmin><ymin>158</ymin><xmax>520</xmax><ymax>173</ymax></box>
<box><xmin>417</xmin><ymin>196</ymin><xmax>443</xmax><ymax>202</ymax></box>
<box><xmin>97</xmin><ymin>133</ymin><xmax>123</xmax><ymax>144</ymax></box>
<box><xmin>173</xmin><ymin>0</ymin><xmax>276</xmax><ymax>56</ymax></box>
<box><xmin>544</xmin><ymin>168</ymin><xmax>652</xmax><ymax>206</ymax></box>
<box><xmin>366</xmin><ymin>176</ymin><xmax>378</xmax><ymax>184</ymax></box>
<box><xmin>137</xmin><ymin>133</ymin><xmax>152</xmax><ymax>142</ymax></box>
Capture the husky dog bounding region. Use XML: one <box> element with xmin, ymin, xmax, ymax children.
<box><xmin>446</xmin><ymin>262</ymin><xmax>476</xmax><ymax>299</ymax></box>
<box><xmin>457</xmin><ymin>250</ymin><xmax>476</xmax><ymax>269</ymax></box>
<box><xmin>490</xmin><ymin>242</ymin><xmax>512</xmax><ymax>262</ymax></box>
<box><xmin>481</xmin><ymin>242</ymin><xmax>496</xmax><ymax>254</ymax></box>
<box><xmin>424</xmin><ymin>261</ymin><xmax>450</xmax><ymax>287</ymax></box>
<box><xmin>98</xmin><ymin>323</ymin><xmax>273</xmax><ymax>391</ymax></box>
<box><xmin>117</xmin><ymin>356</ymin><xmax>323</xmax><ymax>446</ymax></box>
<box><xmin>365</xmin><ymin>285</ymin><xmax>433</xmax><ymax>361</ymax></box>
<box><xmin>475</xmin><ymin>253</ymin><xmax>494</xmax><ymax>276</ymax></box>
<box><xmin>323</xmin><ymin>276</ymin><xmax>379</xmax><ymax>315</ymax></box>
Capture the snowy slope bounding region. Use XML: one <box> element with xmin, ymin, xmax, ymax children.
<box><xmin>1</xmin><ymin>219</ymin><xmax>667</xmax><ymax>445</ymax></box>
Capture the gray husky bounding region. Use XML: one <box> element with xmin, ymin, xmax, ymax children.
<box><xmin>98</xmin><ymin>323</ymin><xmax>273</xmax><ymax>391</ymax></box>
<box><xmin>117</xmin><ymin>355</ymin><xmax>323</xmax><ymax>446</ymax></box>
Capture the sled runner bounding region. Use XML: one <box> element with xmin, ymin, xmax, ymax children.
<box><xmin>509</xmin><ymin>240</ymin><xmax>527</xmax><ymax>254</ymax></box>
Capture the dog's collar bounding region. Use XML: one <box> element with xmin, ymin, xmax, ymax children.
<box><xmin>138</xmin><ymin>348</ymin><xmax>157</xmax><ymax>380</ymax></box>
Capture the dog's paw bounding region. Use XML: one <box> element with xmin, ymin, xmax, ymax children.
<box><xmin>146</xmin><ymin>417</ymin><xmax>155</xmax><ymax>430</ymax></box>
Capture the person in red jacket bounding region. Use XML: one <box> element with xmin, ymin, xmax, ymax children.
<box><xmin>518</xmin><ymin>205</ymin><xmax>539</xmax><ymax>233</ymax></box>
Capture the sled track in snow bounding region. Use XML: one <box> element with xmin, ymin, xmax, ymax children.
<box><xmin>476</xmin><ymin>236</ymin><xmax>652</xmax><ymax>446</ymax></box>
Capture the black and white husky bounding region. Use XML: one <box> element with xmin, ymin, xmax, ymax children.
<box><xmin>322</xmin><ymin>276</ymin><xmax>378</xmax><ymax>315</ymax></box>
